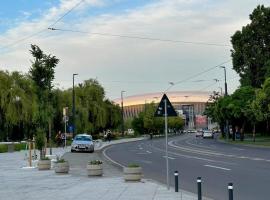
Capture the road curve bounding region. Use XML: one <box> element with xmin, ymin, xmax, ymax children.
<box><xmin>104</xmin><ymin>134</ymin><xmax>270</xmax><ymax>200</ymax></box>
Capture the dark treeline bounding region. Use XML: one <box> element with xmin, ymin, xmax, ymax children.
<box><xmin>205</xmin><ymin>5</ymin><xmax>270</xmax><ymax>140</ymax></box>
<box><xmin>0</xmin><ymin>45</ymin><xmax>121</xmax><ymax>141</ymax></box>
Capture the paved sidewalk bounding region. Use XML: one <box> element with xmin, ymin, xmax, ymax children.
<box><xmin>0</xmin><ymin>139</ymin><xmax>210</xmax><ymax>200</ymax></box>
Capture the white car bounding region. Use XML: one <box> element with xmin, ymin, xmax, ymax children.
<box><xmin>71</xmin><ymin>134</ymin><xmax>94</xmax><ymax>153</ymax></box>
<box><xmin>203</xmin><ymin>130</ymin><xmax>214</xmax><ymax>139</ymax></box>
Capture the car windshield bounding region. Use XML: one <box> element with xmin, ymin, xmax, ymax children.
<box><xmin>74</xmin><ymin>135</ymin><xmax>91</xmax><ymax>141</ymax></box>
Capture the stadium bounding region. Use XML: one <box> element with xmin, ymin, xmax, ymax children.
<box><xmin>114</xmin><ymin>91</ymin><xmax>215</xmax><ymax>130</ymax></box>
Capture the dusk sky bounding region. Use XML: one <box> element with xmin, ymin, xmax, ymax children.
<box><xmin>0</xmin><ymin>0</ymin><xmax>269</xmax><ymax>99</ymax></box>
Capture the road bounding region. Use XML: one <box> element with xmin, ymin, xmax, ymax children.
<box><xmin>104</xmin><ymin>133</ymin><xmax>270</xmax><ymax>200</ymax></box>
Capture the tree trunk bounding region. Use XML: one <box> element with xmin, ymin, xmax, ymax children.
<box><xmin>253</xmin><ymin>124</ymin><xmax>256</xmax><ymax>142</ymax></box>
<box><xmin>240</xmin><ymin>122</ymin><xmax>246</xmax><ymax>141</ymax></box>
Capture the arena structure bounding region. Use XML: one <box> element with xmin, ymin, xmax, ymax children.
<box><xmin>113</xmin><ymin>91</ymin><xmax>216</xmax><ymax>130</ymax></box>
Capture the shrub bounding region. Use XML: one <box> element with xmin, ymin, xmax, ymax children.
<box><xmin>56</xmin><ymin>158</ymin><xmax>66</xmax><ymax>163</ymax></box>
<box><xmin>127</xmin><ymin>163</ymin><xmax>140</xmax><ymax>168</ymax></box>
<box><xmin>0</xmin><ymin>144</ymin><xmax>8</xmax><ymax>153</ymax></box>
<box><xmin>88</xmin><ymin>160</ymin><xmax>102</xmax><ymax>165</ymax></box>
<box><xmin>40</xmin><ymin>157</ymin><xmax>50</xmax><ymax>160</ymax></box>
<box><xmin>14</xmin><ymin>143</ymin><xmax>27</xmax><ymax>151</ymax></box>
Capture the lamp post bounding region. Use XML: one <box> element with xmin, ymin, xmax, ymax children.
<box><xmin>72</xmin><ymin>73</ymin><xmax>78</xmax><ymax>136</ymax></box>
<box><xmin>218</xmin><ymin>87</ymin><xmax>223</xmax><ymax>96</ymax></box>
<box><xmin>220</xmin><ymin>66</ymin><xmax>229</xmax><ymax>140</ymax></box>
<box><xmin>220</xmin><ymin>66</ymin><xmax>228</xmax><ymax>96</ymax></box>
<box><xmin>121</xmin><ymin>91</ymin><xmax>125</xmax><ymax>137</ymax></box>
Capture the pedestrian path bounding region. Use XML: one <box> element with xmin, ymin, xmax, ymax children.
<box><xmin>0</xmin><ymin>140</ymin><xmax>211</xmax><ymax>200</ymax></box>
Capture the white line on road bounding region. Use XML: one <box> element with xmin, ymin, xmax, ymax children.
<box><xmin>204</xmin><ymin>164</ymin><xmax>231</xmax><ymax>171</ymax></box>
<box><xmin>163</xmin><ymin>156</ymin><xmax>175</xmax><ymax>160</ymax></box>
<box><xmin>146</xmin><ymin>151</ymin><xmax>152</xmax><ymax>154</ymax></box>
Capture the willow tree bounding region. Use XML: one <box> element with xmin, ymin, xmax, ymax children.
<box><xmin>0</xmin><ymin>71</ymin><xmax>37</xmax><ymax>140</ymax></box>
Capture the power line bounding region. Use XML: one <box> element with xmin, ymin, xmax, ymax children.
<box><xmin>164</xmin><ymin>59</ymin><xmax>232</xmax><ymax>92</ymax></box>
<box><xmin>0</xmin><ymin>0</ymin><xmax>85</xmax><ymax>52</ymax></box>
<box><xmin>49</xmin><ymin>0</ymin><xmax>85</xmax><ymax>27</ymax></box>
<box><xmin>48</xmin><ymin>27</ymin><xmax>232</xmax><ymax>47</ymax></box>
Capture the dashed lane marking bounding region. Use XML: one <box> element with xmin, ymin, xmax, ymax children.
<box><xmin>204</xmin><ymin>164</ymin><xmax>231</xmax><ymax>171</ymax></box>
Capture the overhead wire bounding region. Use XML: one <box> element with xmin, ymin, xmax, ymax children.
<box><xmin>0</xmin><ymin>0</ymin><xmax>85</xmax><ymax>52</ymax></box>
<box><xmin>48</xmin><ymin>27</ymin><xmax>232</xmax><ymax>47</ymax></box>
<box><xmin>164</xmin><ymin>59</ymin><xmax>232</xmax><ymax>92</ymax></box>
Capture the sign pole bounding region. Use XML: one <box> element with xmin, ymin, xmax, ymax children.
<box><xmin>164</xmin><ymin>98</ymin><xmax>169</xmax><ymax>190</ymax></box>
<box><xmin>65</xmin><ymin>117</ymin><xmax>67</xmax><ymax>148</ymax></box>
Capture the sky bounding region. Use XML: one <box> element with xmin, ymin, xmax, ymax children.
<box><xmin>0</xmin><ymin>0</ymin><xmax>269</xmax><ymax>100</ymax></box>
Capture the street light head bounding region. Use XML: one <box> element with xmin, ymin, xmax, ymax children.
<box><xmin>73</xmin><ymin>73</ymin><xmax>78</xmax><ymax>76</ymax></box>
<box><xmin>219</xmin><ymin>66</ymin><xmax>225</xmax><ymax>69</ymax></box>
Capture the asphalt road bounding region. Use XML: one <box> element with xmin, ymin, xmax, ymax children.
<box><xmin>104</xmin><ymin>133</ymin><xmax>270</xmax><ymax>200</ymax></box>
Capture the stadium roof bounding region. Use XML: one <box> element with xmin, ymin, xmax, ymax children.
<box><xmin>113</xmin><ymin>91</ymin><xmax>212</xmax><ymax>106</ymax></box>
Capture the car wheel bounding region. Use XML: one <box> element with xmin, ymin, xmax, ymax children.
<box><xmin>71</xmin><ymin>149</ymin><xmax>75</xmax><ymax>153</ymax></box>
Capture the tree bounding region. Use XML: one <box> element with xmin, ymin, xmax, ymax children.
<box><xmin>231</xmin><ymin>5</ymin><xmax>270</xmax><ymax>88</ymax></box>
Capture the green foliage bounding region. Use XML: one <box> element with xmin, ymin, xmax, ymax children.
<box><xmin>35</xmin><ymin>128</ymin><xmax>45</xmax><ymax>151</ymax></box>
<box><xmin>131</xmin><ymin>103</ymin><xmax>183</xmax><ymax>135</ymax></box>
<box><xmin>88</xmin><ymin>160</ymin><xmax>102</xmax><ymax>165</ymax></box>
<box><xmin>14</xmin><ymin>143</ymin><xmax>27</xmax><ymax>151</ymax></box>
<box><xmin>0</xmin><ymin>144</ymin><xmax>8</xmax><ymax>153</ymax></box>
<box><xmin>40</xmin><ymin>157</ymin><xmax>50</xmax><ymax>160</ymax></box>
<box><xmin>127</xmin><ymin>163</ymin><xmax>140</xmax><ymax>168</ymax></box>
<box><xmin>231</xmin><ymin>5</ymin><xmax>270</xmax><ymax>88</ymax></box>
<box><xmin>56</xmin><ymin>158</ymin><xmax>67</xmax><ymax>163</ymax></box>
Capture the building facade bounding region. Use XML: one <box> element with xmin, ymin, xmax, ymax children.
<box><xmin>114</xmin><ymin>91</ymin><xmax>214</xmax><ymax>129</ymax></box>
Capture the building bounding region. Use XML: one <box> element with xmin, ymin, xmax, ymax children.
<box><xmin>114</xmin><ymin>91</ymin><xmax>214</xmax><ymax>129</ymax></box>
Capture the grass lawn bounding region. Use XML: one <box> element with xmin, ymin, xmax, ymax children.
<box><xmin>220</xmin><ymin>135</ymin><xmax>270</xmax><ymax>148</ymax></box>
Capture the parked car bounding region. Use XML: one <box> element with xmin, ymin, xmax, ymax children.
<box><xmin>71</xmin><ymin>134</ymin><xmax>94</xmax><ymax>153</ymax></box>
<box><xmin>203</xmin><ymin>130</ymin><xmax>214</xmax><ymax>139</ymax></box>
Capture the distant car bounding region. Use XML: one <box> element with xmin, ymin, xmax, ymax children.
<box><xmin>203</xmin><ymin>130</ymin><xmax>214</xmax><ymax>139</ymax></box>
<box><xmin>195</xmin><ymin>130</ymin><xmax>203</xmax><ymax>137</ymax></box>
<box><xmin>71</xmin><ymin>134</ymin><xmax>94</xmax><ymax>153</ymax></box>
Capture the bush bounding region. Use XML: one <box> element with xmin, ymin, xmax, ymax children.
<box><xmin>56</xmin><ymin>158</ymin><xmax>66</xmax><ymax>163</ymax></box>
<box><xmin>127</xmin><ymin>163</ymin><xmax>140</xmax><ymax>168</ymax></box>
<box><xmin>41</xmin><ymin>157</ymin><xmax>50</xmax><ymax>160</ymax></box>
<box><xmin>0</xmin><ymin>144</ymin><xmax>8</xmax><ymax>153</ymax></box>
<box><xmin>88</xmin><ymin>160</ymin><xmax>102</xmax><ymax>165</ymax></box>
<box><xmin>14</xmin><ymin>143</ymin><xmax>27</xmax><ymax>151</ymax></box>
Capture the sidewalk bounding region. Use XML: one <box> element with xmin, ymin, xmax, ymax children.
<box><xmin>0</xmin><ymin>139</ymin><xmax>210</xmax><ymax>200</ymax></box>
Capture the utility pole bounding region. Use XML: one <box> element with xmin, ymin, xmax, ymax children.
<box><xmin>121</xmin><ymin>91</ymin><xmax>125</xmax><ymax>137</ymax></box>
<box><xmin>72</xmin><ymin>73</ymin><xmax>78</xmax><ymax>136</ymax></box>
<box><xmin>220</xmin><ymin>66</ymin><xmax>229</xmax><ymax>140</ymax></box>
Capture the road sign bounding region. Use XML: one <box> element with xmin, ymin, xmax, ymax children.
<box><xmin>154</xmin><ymin>94</ymin><xmax>177</xmax><ymax>117</ymax></box>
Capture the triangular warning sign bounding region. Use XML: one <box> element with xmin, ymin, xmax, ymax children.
<box><xmin>154</xmin><ymin>94</ymin><xmax>177</xmax><ymax>117</ymax></box>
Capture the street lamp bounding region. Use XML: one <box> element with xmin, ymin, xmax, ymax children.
<box><xmin>218</xmin><ymin>87</ymin><xmax>223</xmax><ymax>96</ymax></box>
<box><xmin>220</xmin><ymin>66</ymin><xmax>228</xmax><ymax>96</ymax></box>
<box><xmin>220</xmin><ymin>66</ymin><xmax>229</xmax><ymax>140</ymax></box>
<box><xmin>121</xmin><ymin>91</ymin><xmax>125</xmax><ymax>137</ymax></box>
<box><xmin>72</xmin><ymin>73</ymin><xmax>78</xmax><ymax>136</ymax></box>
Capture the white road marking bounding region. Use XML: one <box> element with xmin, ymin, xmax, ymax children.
<box><xmin>204</xmin><ymin>165</ymin><xmax>231</xmax><ymax>171</ymax></box>
<box><xmin>232</xmin><ymin>147</ymin><xmax>244</xmax><ymax>151</ymax></box>
<box><xmin>163</xmin><ymin>156</ymin><xmax>175</xmax><ymax>160</ymax></box>
<box><xmin>146</xmin><ymin>151</ymin><xmax>152</xmax><ymax>154</ymax></box>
